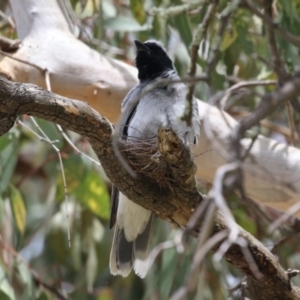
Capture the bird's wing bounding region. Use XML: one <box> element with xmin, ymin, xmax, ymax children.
<box><xmin>119</xmin><ymin>85</ymin><xmax>143</xmax><ymax>136</ymax></box>
<box><xmin>122</xmin><ymin>103</ymin><xmax>138</xmax><ymax>139</ymax></box>
<box><xmin>109</xmin><ymin>185</ymin><xmax>119</xmax><ymax>229</ymax></box>
<box><xmin>109</xmin><ymin>85</ymin><xmax>142</xmax><ymax>230</ymax></box>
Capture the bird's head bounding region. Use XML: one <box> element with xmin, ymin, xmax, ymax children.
<box><xmin>134</xmin><ymin>40</ymin><xmax>175</xmax><ymax>82</ymax></box>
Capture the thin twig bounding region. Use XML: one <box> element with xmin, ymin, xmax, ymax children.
<box><xmin>150</xmin><ymin>0</ymin><xmax>209</xmax><ymax>18</ymax></box>
<box><xmin>17</xmin><ymin>118</ymin><xmax>71</xmax><ymax>248</ymax></box>
<box><xmin>183</xmin><ymin>195</ymin><xmax>211</xmax><ymax>237</ymax></box>
<box><xmin>0</xmin><ymin>10</ymin><xmax>16</xmax><ymax>29</ymax></box>
<box><xmin>271</xmin><ymin>233</ymin><xmax>299</xmax><ymax>254</ymax></box>
<box><xmin>148</xmin><ymin>231</ymin><xmax>187</xmax><ymax>271</ymax></box>
<box><xmin>56</xmin><ymin>126</ymin><xmax>101</xmax><ymax>166</ymax></box>
<box><xmin>268</xmin><ymin>200</ymin><xmax>300</xmax><ymax>234</ymax></box>
<box><xmin>285</xmin><ymin>101</ymin><xmax>298</xmax><ymax>146</ymax></box>
<box><xmin>211</xmin><ymin>163</ymin><xmax>244</xmax><ymax>262</ymax></box>
<box><xmin>171</xmin><ymin>229</ymin><xmax>227</xmax><ymax>300</ymax></box>
<box><xmin>43</xmin><ymin>66</ymin><xmax>101</xmax><ymax>248</ymax></box>
<box><xmin>0</xmin><ymin>36</ymin><xmax>21</xmax><ymax>52</ymax></box>
<box><xmin>229</xmin><ymin>110</ymin><xmax>299</xmax><ymax>142</ymax></box>
<box><xmin>241</xmin><ymin>131</ymin><xmax>259</xmax><ymax>162</ymax></box>
<box><xmin>220</xmin><ymin>80</ymin><xmax>277</xmax><ymax>109</ymax></box>
<box><xmin>182</xmin><ymin>3</ymin><xmax>216</xmax><ymax>125</ymax></box>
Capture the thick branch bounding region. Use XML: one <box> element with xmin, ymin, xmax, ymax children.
<box><xmin>1</xmin><ymin>77</ymin><xmax>300</xmax><ymax>299</ymax></box>
<box><xmin>2</xmin><ymin>0</ymin><xmax>300</xmax><ymax>218</ymax></box>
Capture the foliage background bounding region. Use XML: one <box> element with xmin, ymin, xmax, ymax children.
<box><xmin>0</xmin><ymin>0</ymin><xmax>299</xmax><ymax>299</ymax></box>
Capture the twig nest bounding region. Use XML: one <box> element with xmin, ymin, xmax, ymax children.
<box><xmin>120</xmin><ymin>136</ymin><xmax>174</xmax><ymax>188</ymax></box>
<box><xmin>120</xmin><ymin>127</ymin><xmax>198</xmax><ymax>192</ymax></box>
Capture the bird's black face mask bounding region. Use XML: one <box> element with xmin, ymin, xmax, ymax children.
<box><xmin>134</xmin><ymin>40</ymin><xmax>174</xmax><ymax>82</ymax></box>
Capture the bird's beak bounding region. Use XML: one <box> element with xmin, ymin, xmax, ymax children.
<box><xmin>134</xmin><ymin>40</ymin><xmax>150</xmax><ymax>53</ymax></box>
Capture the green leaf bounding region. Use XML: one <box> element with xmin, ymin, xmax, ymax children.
<box><xmin>36</xmin><ymin>292</ymin><xmax>50</xmax><ymax>300</ymax></box>
<box><xmin>96</xmin><ymin>288</ymin><xmax>113</xmax><ymax>300</ymax></box>
<box><xmin>46</xmin><ymin>218</ymin><xmax>69</xmax><ymax>264</ymax></box>
<box><xmin>257</xmin><ymin>66</ymin><xmax>273</xmax><ymax>80</ymax></box>
<box><xmin>130</xmin><ymin>0</ymin><xmax>147</xmax><ymax>25</ymax></box>
<box><xmin>0</xmin><ymin>127</ymin><xmax>20</xmax><ymax>153</ymax></box>
<box><xmin>0</xmin><ymin>136</ymin><xmax>10</xmax><ymax>152</ymax></box>
<box><xmin>0</xmin><ymin>139</ymin><xmax>19</xmax><ymax>194</ymax></box>
<box><xmin>55</xmin><ymin>154</ymin><xmax>89</xmax><ymax>201</ymax></box>
<box><xmin>74</xmin><ymin>171</ymin><xmax>110</xmax><ymax>220</ymax></box>
<box><xmin>233</xmin><ymin>207</ymin><xmax>257</xmax><ymax>236</ymax></box>
<box><xmin>0</xmin><ymin>267</ymin><xmax>15</xmax><ymax>300</ymax></box>
<box><xmin>160</xmin><ymin>247</ymin><xmax>177</xmax><ymax>299</ymax></box>
<box><xmin>9</xmin><ymin>185</ymin><xmax>26</xmax><ymax>234</ymax></box>
<box><xmin>104</xmin><ymin>17</ymin><xmax>151</xmax><ymax>32</ymax></box>
<box><xmin>0</xmin><ymin>291</ymin><xmax>12</xmax><ymax>300</ymax></box>
<box><xmin>173</xmin><ymin>12</ymin><xmax>192</xmax><ymax>47</ymax></box>
<box><xmin>17</xmin><ymin>262</ymin><xmax>33</xmax><ymax>299</ymax></box>
<box><xmin>211</xmin><ymin>69</ymin><xmax>226</xmax><ymax>90</ymax></box>
<box><xmin>79</xmin><ymin>0</ymin><xmax>95</xmax><ymax>18</ymax></box>
<box><xmin>56</xmin><ymin>154</ymin><xmax>110</xmax><ymax>219</ymax></box>
<box><xmin>220</xmin><ymin>23</ymin><xmax>238</xmax><ymax>51</ymax></box>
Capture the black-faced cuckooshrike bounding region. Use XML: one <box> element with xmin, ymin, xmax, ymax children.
<box><xmin>109</xmin><ymin>40</ymin><xmax>200</xmax><ymax>278</ymax></box>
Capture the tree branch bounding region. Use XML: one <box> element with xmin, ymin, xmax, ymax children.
<box><xmin>1</xmin><ymin>0</ymin><xmax>300</xmax><ymax>218</ymax></box>
<box><xmin>1</xmin><ymin>76</ymin><xmax>300</xmax><ymax>299</ymax></box>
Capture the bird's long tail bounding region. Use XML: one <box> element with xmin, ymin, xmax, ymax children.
<box><xmin>109</xmin><ymin>196</ymin><xmax>154</xmax><ymax>278</ymax></box>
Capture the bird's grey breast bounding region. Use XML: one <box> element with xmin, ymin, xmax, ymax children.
<box><xmin>126</xmin><ymin>84</ymin><xmax>185</xmax><ymax>140</ymax></box>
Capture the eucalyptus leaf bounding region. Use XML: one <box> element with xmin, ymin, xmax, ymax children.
<box><xmin>9</xmin><ymin>185</ymin><xmax>27</xmax><ymax>234</ymax></box>
<box><xmin>0</xmin><ymin>268</ymin><xmax>16</xmax><ymax>300</ymax></box>
<box><xmin>74</xmin><ymin>171</ymin><xmax>110</xmax><ymax>220</ymax></box>
<box><xmin>0</xmin><ymin>291</ymin><xmax>12</xmax><ymax>300</ymax></box>
<box><xmin>79</xmin><ymin>0</ymin><xmax>94</xmax><ymax>18</ymax></box>
<box><xmin>233</xmin><ymin>207</ymin><xmax>257</xmax><ymax>236</ymax></box>
<box><xmin>160</xmin><ymin>247</ymin><xmax>177</xmax><ymax>299</ymax></box>
<box><xmin>55</xmin><ymin>154</ymin><xmax>89</xmax><ymax>201</ymax></box>
<box><xmin>173</xmin><ymin>11</ymin><xmax>192</xmax><ymax>47</ymax></box>
<box><xmin>56</xmin><ymin>154</ymin><xmax>109</xmax><ymax>219</ymax></box>
<box><xmin>130</xmin><ymin>0</ymin><xmax>147</xmax><ymax>25</ymax></box>
<box><xmin>17</xmin><ymin>262</ymin><xmax>33</xmax><ymax>299</ymax></box>
<box><xmin>36</xmin><ymin>292</ymin><xmax>50</xmax><ymax>300</ymax></box>
<box><xmin>220</xmin><ymin>24</ymin><xmax>238</xmax><ymax>51</ymax></box>
<box><xmin>0</xmin><ymin>140</ymin><xmax>19</xmax><ymax>194</ymax></box>
<box><xmin>0</xmin><ymin>135</ymin><xmax>10</xmax><ymax>152</ymax></box>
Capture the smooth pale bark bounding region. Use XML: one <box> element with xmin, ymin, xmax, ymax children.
<box><xmin>1</xmin><ymin>0</ymin><xmax>299</xmax><ymax>216</ymax></box>
<box><xmin>4</xmin><ymin>0</ymin><xmax>137</xmax><ymax>122</ymax></box>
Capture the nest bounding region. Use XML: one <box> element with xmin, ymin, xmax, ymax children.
<box><xmin>120</xmin><ymin>137</ymin><xmax>175</xmax><ymax>189</ymax></box>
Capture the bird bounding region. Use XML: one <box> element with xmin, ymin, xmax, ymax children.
<box><xmin>109</xmin><ymin>39</ymin><xmax>200</xmax><ymax>278</ymax></box>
